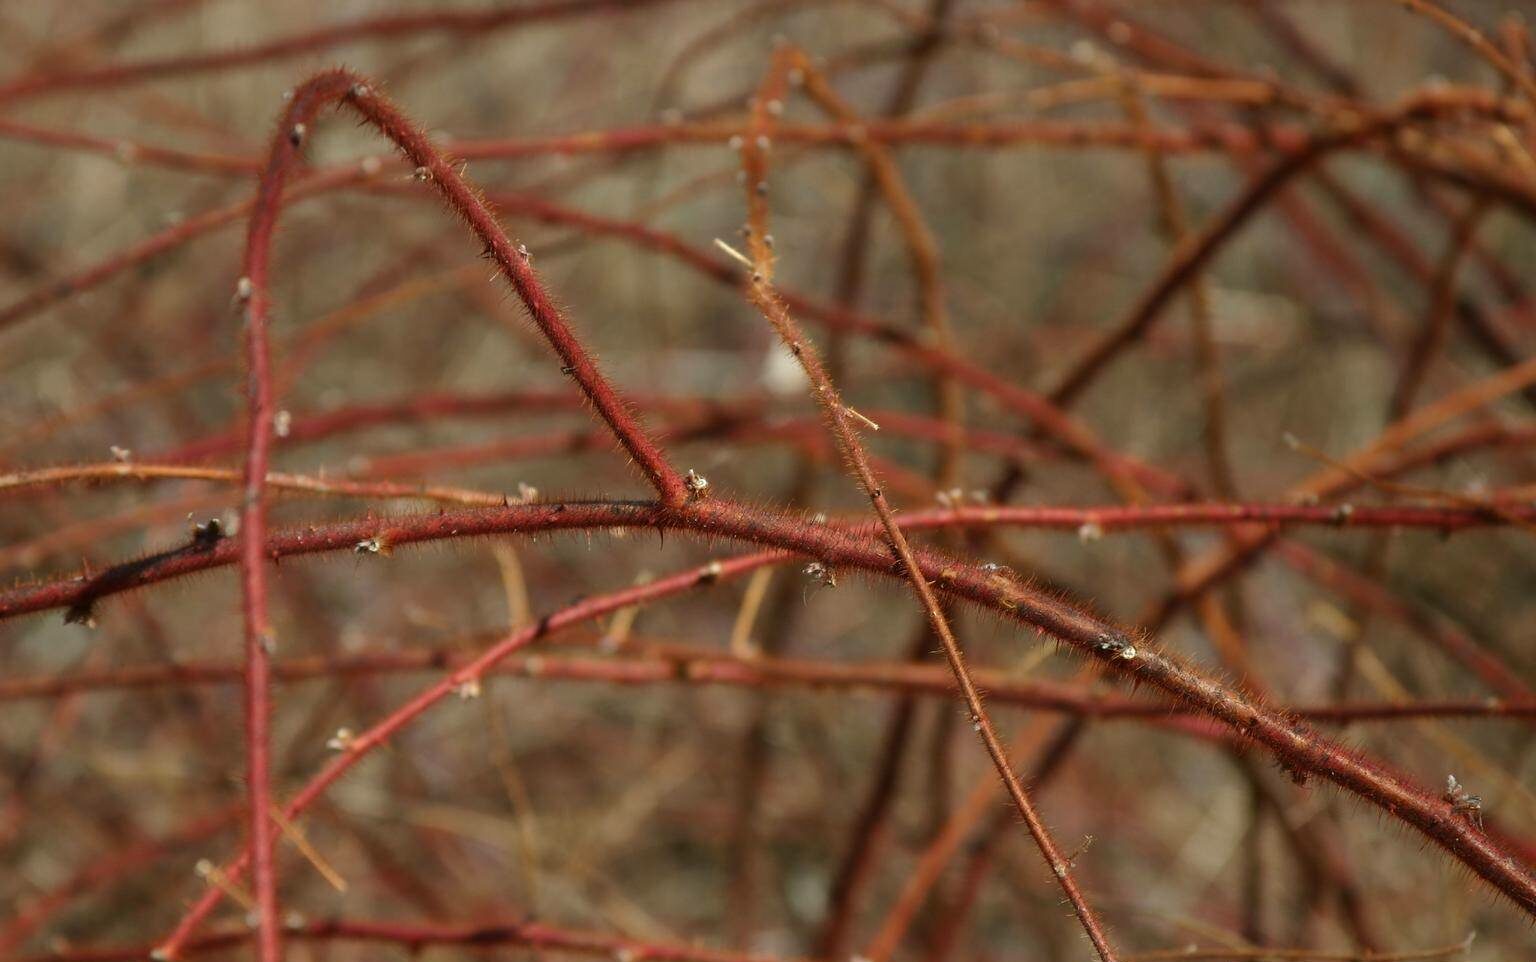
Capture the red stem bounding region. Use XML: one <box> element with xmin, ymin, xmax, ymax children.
<box><xmin>313</xmin><ymin>71</ymin><xmax>686</xmax><ymax>503</ymax></box>
<box><xmin>23</xmin><ymin>916</ymin><xmax>811</xmax><ymax>962</ymax></box>
<box><xmin>0</xmin><ymin>1</ymin><xmax>682</xmax><ymax>102</ymax></box>
<box><xmin>3</xmin><ymin>647</ymin><xmax>1534</xmax><ymax>723</ymax></box>
<box><xmin>4</xmin><ymin>497</ymin><xmax>1533</xmax><ymax>621</ymax></box>
<box><xmin>224</xmin><ymin>66</ymin><xmax>697</xmax><ymax>961</ymax></box>
<box><xmin>32</xmin><ymin>497</ymin><xmax>1511</xmax><ymax>950</ymax></box>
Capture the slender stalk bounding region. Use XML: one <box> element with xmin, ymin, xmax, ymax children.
<box><xmin>732</xmin><ymin>46</ymin><xmax>1121</xmax><ymax>961</ymax></box>
<box><xmin>0</xmin><ymin>1</ymin><xmax>684</xmax><ymax>102</ymax></box>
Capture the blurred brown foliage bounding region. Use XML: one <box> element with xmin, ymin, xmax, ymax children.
<box><xmin>3</xmin><ymin>1</ymin><xmax>1536</xmax><ymax>960</ymax></box>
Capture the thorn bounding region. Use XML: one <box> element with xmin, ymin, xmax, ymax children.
<box><xmin>714</xmin><ymin>238</ymin><xmax>753</xmax><ymax>268</ymax></box>
<box><xmin>843</xmin><ymin>405</ymin><xmax>880</xmax><ymax>431</ymax></box>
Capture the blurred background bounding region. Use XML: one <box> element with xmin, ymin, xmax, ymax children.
<box><xmin>2</xmin><ymin>1</ymin><xmax>1536</xmax><ymax>959</ymax></box>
